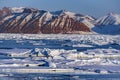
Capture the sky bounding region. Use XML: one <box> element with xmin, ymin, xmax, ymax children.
<box><xmin>0</xmin><ymin>0</ymin><xmax>120</xmax><ymax>17</ymax></box>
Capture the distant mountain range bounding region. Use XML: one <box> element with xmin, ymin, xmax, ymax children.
<box><xmin>0</xmin><ymin>7</ymin><xmax>120</xmax><ymax>34</ymax></box>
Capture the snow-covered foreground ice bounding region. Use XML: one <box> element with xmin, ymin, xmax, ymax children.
<box><xmin>0</xmin><ymin>34</ymin><xmax>120</xmax><ymax>80</ymax></box>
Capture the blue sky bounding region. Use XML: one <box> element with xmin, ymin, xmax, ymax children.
<box><xmin>0</xmin><ymin>0</ymin><xmax>120</xmax><ymax>17</ymax></box>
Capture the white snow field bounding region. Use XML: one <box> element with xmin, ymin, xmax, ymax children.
<box><xmin>0</xmin><ymin>34</ymin><xmax>120</xmax><ymax>79</ymax></box>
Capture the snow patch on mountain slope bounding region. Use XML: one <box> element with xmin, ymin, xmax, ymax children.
<box><xmin>10</xmin><ymin>7</ymin><xmax>24</xmax><ymax>13</ymax></box>
<box><xmin>22</xmin><ymin>14</ymin><xmax>33</xmax><ymax>22</ymax></box>
<box><xmin>81</xmin><ymin>19</ymin><xmax>94</xmax><ymax>28</ymax></box>
<box><xmin>43</xmin><ymin>12</ymin><xmax>53</xmax><ymax>23</ymax></box>
<box><xmin>38</xmin><ymin>12</ymin><xmax>53</xmax><ymax>26</ymax></box>
<box><xmin>64</xmin><ymin>11</ymin><xmax>76</xmax><ymax>18</ymax></box>
<box><xmin>62</xmin><ymin>11</ymin><xmax>95</xmax><ymax>28</ymax></box>
<box><xmin>3</xmin><ymin>15</ymin><xmax>14</xmax><ymax>21</ymax></box>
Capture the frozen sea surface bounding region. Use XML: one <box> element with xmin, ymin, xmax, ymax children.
<box><xmin>0</xmin><ymin>34</ymin><xmax>120</xmax><ymax>80</ymax></box>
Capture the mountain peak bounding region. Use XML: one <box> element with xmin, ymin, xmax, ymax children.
<box><xmin>96</xmin><ymin>12</ymin><xmax>120</xmax><ymax>25</ymax></box>
<box><xmin>51</xmin><ymin>9</ymin><xmax>67</xmax><ymax>15</ymax></box>
<box><xmin>9</xmin><ymin>7</ymin><xmax>41</xmax><ymax>13</ymax></box>
<box><xmin>10</xmin><ymin>7</ymin><xmax>25</xmax><ymax>13</ymax></box>
<box><xmin>108</xmin><ymin>12</ymin><xmax>116</xmax><ymax>15</ymax></box>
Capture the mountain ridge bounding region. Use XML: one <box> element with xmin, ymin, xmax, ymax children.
<box><xmin>0</xmin><ymin>7</ymin><xmax>120</xmax><ymax>34</ymax></box>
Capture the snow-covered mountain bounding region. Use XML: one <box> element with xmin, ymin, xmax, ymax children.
<box><xmin>0</xmin><ymin>7</ymin><xmax>120</xmax><ymax>34</ymax></box>
<box><xmin>96</xmin><ymin>13</ymin><xmax>120</xmax><ymax>25</ymax></box>
<box><xmin>92</xmin><ymin>13</ymin><xmax>120</xmax><ymax>35</ymax></box>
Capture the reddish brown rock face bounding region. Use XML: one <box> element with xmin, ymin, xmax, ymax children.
<box><xmin>0</xmin><ymin>7</ymin><xmax>92</xmax><ymax>34</ymax></box>
<box><xmin>0</xmin><ymin>7</ymin><xmax>12</xmax><ymax>21</ymax></box>
<box><xmin>41</xmin><ymin>16</ymin><xmax>90</xmax><ymax>34</ymax></box>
